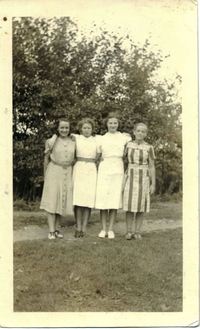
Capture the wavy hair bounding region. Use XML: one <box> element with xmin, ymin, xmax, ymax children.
<box><xmin>78</xmin><ymin>117</ymin><xmax>95</xmax><ymax>134</ymax></box>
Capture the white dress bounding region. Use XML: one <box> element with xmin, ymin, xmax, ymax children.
<box><xmin>95</xmin><ymin>132</ymin><xmax>131</xmax><ymax>209</ymax></box>
<box><xmin>73</xmin><ymin>135</ymin><xmax>98</xmax><ymax>208</ymax></box>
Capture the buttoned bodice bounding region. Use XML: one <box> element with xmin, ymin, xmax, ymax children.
<box><xmin>49</xmin><ymin>137</ymin><xmax>75</xmax><ymax>164</ymax></box>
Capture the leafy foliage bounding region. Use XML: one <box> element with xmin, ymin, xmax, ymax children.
<box><xmin>13</xmin><ymin>17</ymin><xmax>182</xmax><ymax>200</ymax></box>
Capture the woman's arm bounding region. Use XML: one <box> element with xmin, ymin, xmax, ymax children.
<box><xmin>149</xmin><ymin>158</ymin><xmax>156</xmax><ymax>194</ymax></box>
<box><xmin>43</xmin><ymin>139</ymin><xmax>52</xmax><ymax>177</ymax></box>
<box><xmin>123</xmin><ymin>146</ymin><xmax>128</xmax><ymax>171</ymax></box>
<box><xmin>44</xmin><ymin>154</ymin><xmax>50</xmax><ymax>177</ymax></box>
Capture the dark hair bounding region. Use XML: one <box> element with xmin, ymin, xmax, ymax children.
<box><xmin>54</xmin><ymin>117</ymin><xmax>70</xmax><ymax>135</ymax></box>
<box><xmin>133</xmin><ymin>122</ymin><xmax>148</xmax><ymax>131</ymax></box>
<box><xmin>104</xmin><ymin>111</ymin><xmax>120</xmax><ymax>129</ymax></box>
<box><xmin>57</xmin><ymin>117</ymin><xmax>70</xmax><ymax>126</ymax></box>
<box><xmin>78</xmin><ymin>118</ymin><xmax>95</xmax><ymax>133</ymax></box>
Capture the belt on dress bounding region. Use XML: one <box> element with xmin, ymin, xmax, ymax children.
<box><xmin>51</xmin><ymin>159</ymin><xmax>72</xmax><ymax>169</ymax></box>
<box><xmin>128</xmin><ymin>164</ymin><xmax>148</xmax><ymax>169</ymax></box>
<box><xmin>76</xmin><ymin>157</ymin><xmax>96</xmax><ymax>163</ymax></box>
<box><xmin>102</xmin><ymin>156</ymin><xmax>122</xmax><ymax>160</ymax></box>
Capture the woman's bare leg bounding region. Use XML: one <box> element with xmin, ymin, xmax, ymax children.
<box><xmin>126</xmin><ymin>211</ymin><xmax>134</xmax><ymax>233</ymax></box>
<box><xmin>55</xmin><ymin>214</ymin><xmax>61</xmax><ymax>230</ymax></box>
<box><xmin>75</xmin><ymin>206</ymin><xmax>83</xmax><ymax>232</ymax></box>
<box><xmin>108</xmin><ymin>209</ymin><xmax>117</xmax><ymax>231</ymax></box>
<box><xmin>47</xmin><ymin>212</ymin><xmax>56</xmax><ymax>232</ymax></box>
<box><xmin>82</xmin><ymin>207</ymin><xmax>91</xmax><ymax>233</ymax></box>
<box><xmin>100</xmin><ymin>210</ymin><xmax>108</xmax><ymax>231</ymax></box>
<box><xmin>135</xmin><ymin>212</ymin><xmax>144</xmax><ymax>239</ymax></box>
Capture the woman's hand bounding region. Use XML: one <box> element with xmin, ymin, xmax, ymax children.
<box><xmin>70</xmin><ymin>134</ymin><xmax>76</xmax><ymax>142</ymax></box>
<box><xmin>71</xmin><ymin>159</ymin><xmax>77</xmax><ymax>166</ymax></box>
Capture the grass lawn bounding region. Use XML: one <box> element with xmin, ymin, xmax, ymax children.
<box><xmin>14</xmin><ymin>227</ymin><xmax>182</xmax><ymax>312</ymax></box>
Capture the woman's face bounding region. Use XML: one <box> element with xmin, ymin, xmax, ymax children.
<box><xmin>134</xmin><ymin>125</ymin><xmax>147</xmax><ymax>142</ymax></box>
<box><xmin>107</xmin><ymin>117</ymin><xmax>119</xmax><ymax>133</ymax></box>
<box><xmin>58</xmin><ymin>121</ymin><xmax>70</xmax><ymax>138</ymax></box>
<box><xmin>81</xmin><ymin>123</ymin><xmax>92</xmax><ymax>137</ymax></box>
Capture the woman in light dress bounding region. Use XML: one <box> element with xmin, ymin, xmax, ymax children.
<box><xmin>40</xmin><ymin>118</ymin><xmax>75</xmax><ymax>239</ymax></box>
<box><xmin>95</xmin><ymin>112</ymin><xmax>131</xmax><ymax>239</ymax></box>
<box><xmin>72</xmin><ymin>118</ymin><xmax>99</xmax><ymax>237</ymax></box>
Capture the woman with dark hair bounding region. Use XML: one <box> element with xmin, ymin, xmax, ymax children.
<box><xmin>72</xmin><ymin>118</ymin><xmax>99</xmax><ymax>237</ymax></box>
<box><xmin>95</xmin><ymin>112</ymin><xmax>131</xmax><ymax>239</ymax></box>
<box><xmin>40</xmin><ymin>118</ymin><xmax>75</xmax><ymax>239</ymax></box>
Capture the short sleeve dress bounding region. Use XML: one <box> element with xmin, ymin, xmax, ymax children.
<box><xmin>95</xmin><ymin>132</ymin><xmax>131</xmax><ymax>209</ymax></box>
<box><xmin>40</xmin><ymin>136</ymin><xmax>75</xmax><ymax>216</ymax></box>
<box><xmin>73</xmin><ymin>135</ymin><xmax>98</xmax><ymax>208</ymax></box>
<box><xmin>122</xmin><ymin>141</ymin><xmax>155</xmax><ymax>213</ymax></box>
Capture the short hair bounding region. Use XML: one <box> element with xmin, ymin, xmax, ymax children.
<box><xmin>134</xmin><ymin>122</ymin><xmax>148</xmax><ymax>131</ymax></box>
<box><xmin>78</xmin><ymin>117</ymin><xmax>95</xmax><ymax>133</ymax></box>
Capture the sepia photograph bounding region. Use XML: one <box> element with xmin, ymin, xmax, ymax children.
<box><xmin>0</xmin><ymin>0</ymin><xmax>198</xmax><ymax>327</ymax></box>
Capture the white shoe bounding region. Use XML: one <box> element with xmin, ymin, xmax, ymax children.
<box><xmin>98</xmin><ymin>230</ymin><xmax>106</xmax><ymax>238</ymax></box>
<box><xmin>108</xmin><ymin>230</ymin><xmax>115</xmax><ymax>239</ymax></box>
<box><xmin>48</xmin><ymin>232</ymin><xmax>56</xmax><ymax>240</ymax></box>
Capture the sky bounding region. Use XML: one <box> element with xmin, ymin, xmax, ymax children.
<box><xmin>59</xmin><ymin>0</ymin><xmax>197</xmax><ymax>84</ymax></box>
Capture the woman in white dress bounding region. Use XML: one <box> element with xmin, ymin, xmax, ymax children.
<box><xmin>73</xmin><ymin>118</ymin><xmax>98</xmax><ymax>237</ymax></box>
<box><xmin>95</xmin><ymin>113</ymin><xmax>131</xmax><ymax>239</ymax></box>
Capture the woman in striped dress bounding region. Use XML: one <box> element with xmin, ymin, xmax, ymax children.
<box><xmin>123</xmin><ymin>123</ymin><xmax>156</xmax><ymax>240</ymax></box>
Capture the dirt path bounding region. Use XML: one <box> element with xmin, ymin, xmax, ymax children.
<box><xmin>13</xmin><ymin>219</ymin><xmax>182</xmax><ymax>242</ymax></box>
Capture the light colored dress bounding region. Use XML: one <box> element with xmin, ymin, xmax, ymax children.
<box><xmin>123</xmin><ymin>141</ymin><xmax>155</xmax><ymax>213</ymax></box>
<box><xmin>73</xmin><ymin>135</ymin><xmax>98</xmax><ymax>208</ymax></box>
<box><xmin>40</xmin><ymin>136</ymin><xmax>75</xmax><ymax>216</ymax></box>
<box><xmin>95</xmin><ymin>132</ymin><xmax>131</xmax><ymax>210</ymax></box>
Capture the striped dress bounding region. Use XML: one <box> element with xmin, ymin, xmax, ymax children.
<box><xmin>123</xmin><ymin>141</ymin><xmax>155</xmax><ymax>213</ymax></box>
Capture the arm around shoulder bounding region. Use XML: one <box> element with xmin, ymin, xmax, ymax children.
<box><xmin>122</xmin><ymin>132</ymin><xmax>132</xmax><ymax>144</ymax></box>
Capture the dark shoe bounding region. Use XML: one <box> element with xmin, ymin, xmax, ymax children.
<box><xmin>80</xmin><ymin>231</ymin><xmax>85</xmax><ymax>237</ymax></box>
<box><xmin>55</xmin><ymin>230</ymin><xmax>64</xmax><ymax>239</ymax></box>
<box><xmin>74</xmin><ymin>230</ymin><xmax>81</xmax><ymax>238</ymax></box>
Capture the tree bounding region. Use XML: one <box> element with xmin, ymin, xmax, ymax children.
<box><xmin>13</xmin><ymin>17</ymin><xmax>182</xmax><ymax>200</ymax></box>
